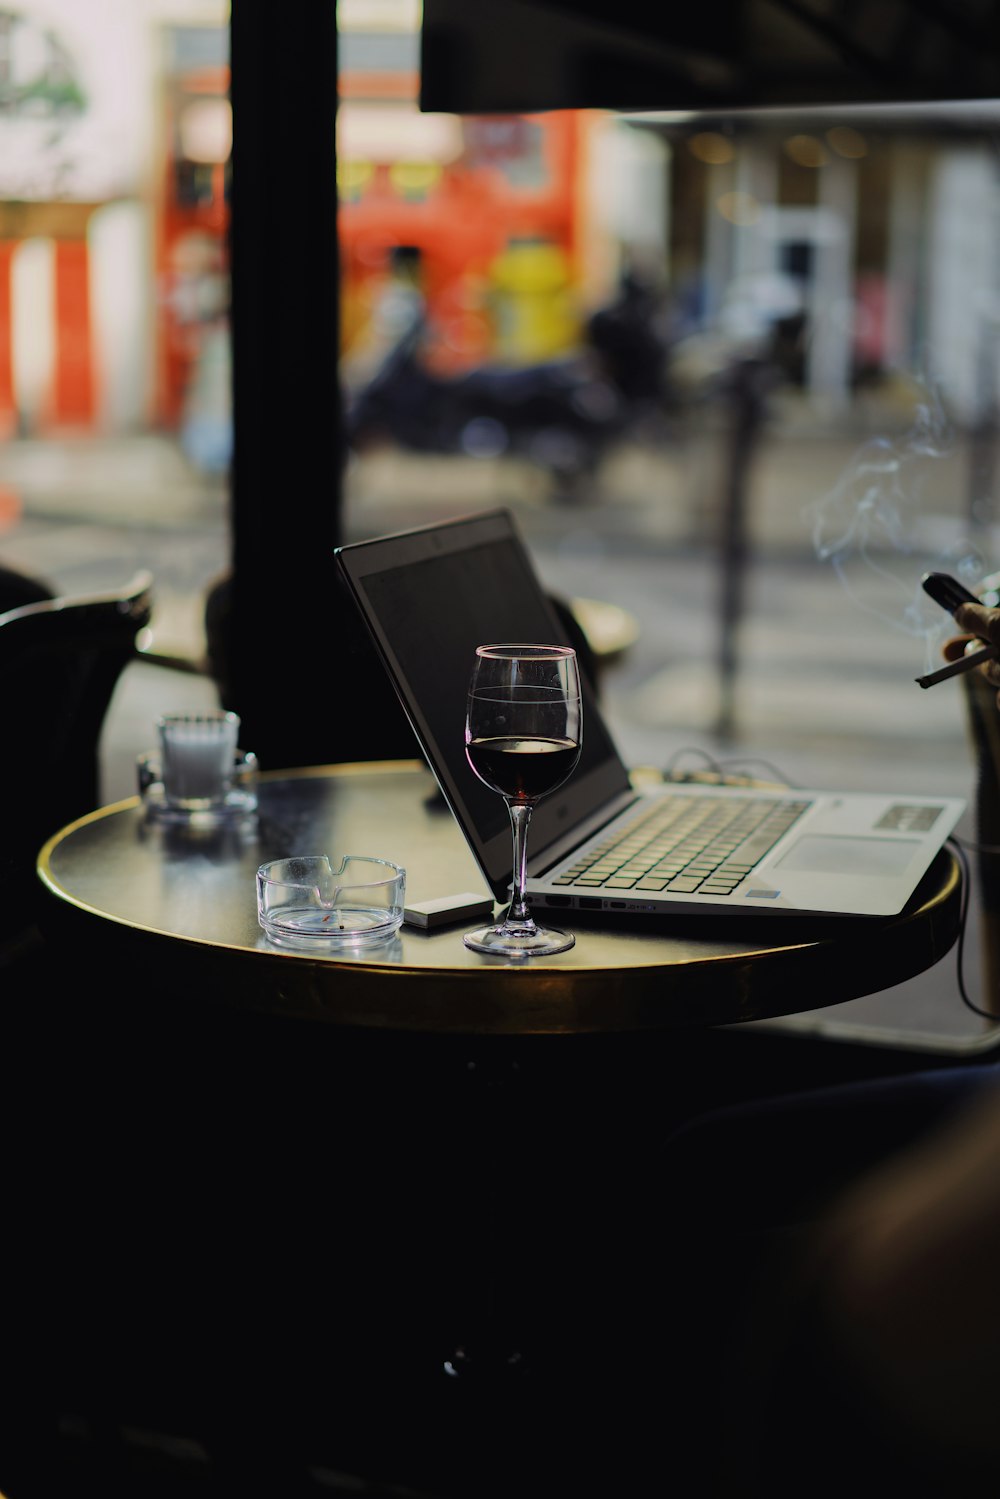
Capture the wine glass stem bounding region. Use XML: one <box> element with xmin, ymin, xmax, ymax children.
<box><xmin>506</xmin><ymin>800</ymin><xmax>534</xmax><ymax>926</ymax></box>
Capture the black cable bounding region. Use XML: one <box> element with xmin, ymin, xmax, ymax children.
<box><xmin>946</xmin><ymin>835</ymin><xmax>999</xmax><ymax>1023</ymax></box>
<box><xmin>951</xmin><ymin>834</ymin><xmax>1000</xmax><ymax>857</ymax></box>
<box><xmin>662</xmin><ymin>746</ymin><xmax>724</xmax><ymax>779</ymax></box>
<box><xmin>663</xmin><ymin>746</ymin><xmax>799</xmax><ymax>787</ymax></box>
<box><xmin>714</xmin><ymin>755</ymin><xmax>800</xmax><ymax>787</ymax></box>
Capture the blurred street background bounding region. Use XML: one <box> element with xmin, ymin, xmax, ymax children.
<box><xmin>2</xmin><ymin>388</ymin><xmax>995</xmax><ymax>798</ymax></box>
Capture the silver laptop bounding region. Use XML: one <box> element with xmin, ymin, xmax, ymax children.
<box><xmin>335</xmin><ymin>509</ymin><xmax>965</xmax><ymax>920</ymax></box>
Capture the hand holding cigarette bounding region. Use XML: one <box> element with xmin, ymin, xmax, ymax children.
<box><xmin>915</xmin><ymin>642</ymin><xmax>998</xmax><ymax>688</ymax></box>
<box><xmin>916</xmin><ymin>601</ymin><xmax>1000</xmax><ymax>703</ymax></box>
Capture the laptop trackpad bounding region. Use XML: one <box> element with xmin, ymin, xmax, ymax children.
<box><xmin>775</xmin><ymin>836</ymin><xmax>921</xmax><ymax>877</ymax></box>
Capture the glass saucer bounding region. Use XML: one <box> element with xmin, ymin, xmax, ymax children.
<box><xmin>140</xmin><ymin>781</ymin><xmax>258</xmax><ymax>822</ymax></box>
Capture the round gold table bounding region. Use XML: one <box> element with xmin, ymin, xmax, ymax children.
<box><xmin>44</xmin><ymin>761</ymin><xmax>967</xmax><ymax>1468</ymax></box>
<box><xmin>38</xmin><ymin>760</ymin><xmax>963</xmax><ymax>1035</ymax></box>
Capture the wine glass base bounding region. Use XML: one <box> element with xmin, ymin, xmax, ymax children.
<box><xmin>463</xmin><ymin>922</ymin><xmax>575</xmax><ymax>957</ymax></box>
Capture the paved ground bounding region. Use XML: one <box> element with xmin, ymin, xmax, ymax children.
<box><xmin>2</xmin><ymin>415</ymin><xmax>997</xmax><ymax>1045</ymax></box>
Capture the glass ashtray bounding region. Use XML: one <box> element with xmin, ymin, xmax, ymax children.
<box><xmin>256</xmin><ymin>854</ymin><xmax>406</xmax><ymax>950</ymax></box>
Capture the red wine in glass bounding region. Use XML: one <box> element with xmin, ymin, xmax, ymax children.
<box><xmin>465</xmin><ymin>735</ymin><xmax>580</xmax><ymax>803</ymax></box>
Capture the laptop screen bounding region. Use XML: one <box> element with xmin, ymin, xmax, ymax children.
<box><xmin>335</xmin><ymin>510</ymin><xmax>634</xmax><ymax>896</ymax></box>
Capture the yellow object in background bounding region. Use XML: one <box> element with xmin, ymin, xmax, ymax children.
<box><xmin>488</xmin><ymin>237</ymin><xmax>581</xmax><ymax>363</ymax></box>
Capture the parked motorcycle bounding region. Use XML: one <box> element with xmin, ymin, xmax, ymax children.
<box><xmin>343</xmin><ymin>271</ymin><xmax>676</xmax><ymax>500</ymax></box>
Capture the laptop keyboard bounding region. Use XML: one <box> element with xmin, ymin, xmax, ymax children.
<box><xmin>551</xmin><ymin>792</ymin><xmax>812</xmax><ymax>896</ymax></box>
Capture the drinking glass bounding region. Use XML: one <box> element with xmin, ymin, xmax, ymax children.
<box><xmin>463</xmin><ymin>643</ymin><xmax>582</xmax><ymax>956</ymax></box>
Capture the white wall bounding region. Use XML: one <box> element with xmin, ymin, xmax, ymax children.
<box><xmin>927</xmin><ymin>147</ymin><xmax>1000</xmax><ymax>425</ymax></box>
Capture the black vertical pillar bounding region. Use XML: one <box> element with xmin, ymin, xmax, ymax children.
<box><xmin>227</xmin><ymin>2</ymin><xmax>342</xmax><ymax>770</ymax></box>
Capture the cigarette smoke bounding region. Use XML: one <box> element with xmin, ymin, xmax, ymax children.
<box><xmin>805</xmin><ymin>371</ymin><xmax>993</xmax><ymax>670</ymax></box>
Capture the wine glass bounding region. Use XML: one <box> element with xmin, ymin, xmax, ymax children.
<box><xmin>463</xmin><ymin>643</ymin><xmax>582</xmax><ymax>957</ymax></box>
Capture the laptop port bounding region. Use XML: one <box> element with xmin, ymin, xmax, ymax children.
<box><xmin>579</xmin><ymin>897</ymin><xmax>602</xmax><ymax>910</ymax></box>
<box><xmin>546</xmin><ymin>894</ymin><xmax>571</xmax><ymax>906</ymax></box>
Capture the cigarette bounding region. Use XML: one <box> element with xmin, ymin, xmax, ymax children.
<box><xmin>915</xmin><ymin>643</ymin><xmax>998</xmax><ymax>688</ymax></box>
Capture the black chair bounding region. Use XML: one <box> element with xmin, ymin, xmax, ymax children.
<box><xmin>0</xmin><ymin>572</ymin><xmax>154</xmax><ymax>1496</ymax></box>
<box><xmin>0</xmin><ymin>568</ymin><xmax>153</xmax><ymax>963</ymax></box>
